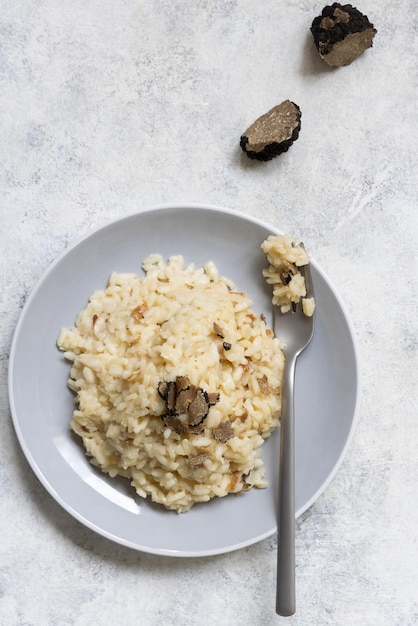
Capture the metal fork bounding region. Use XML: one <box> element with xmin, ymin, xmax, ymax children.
<box><xmin>275</xmin><ymin>262</ymin><xmax>315</xmax><ymax>617</ymax></box>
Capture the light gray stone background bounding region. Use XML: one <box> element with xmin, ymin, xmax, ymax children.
<box><xmin>1</xmin><ymin>1</ymin><xmax>417</xmax><ymax>624</ymax></box>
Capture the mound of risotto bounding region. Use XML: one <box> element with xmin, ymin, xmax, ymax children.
<box><xmin>262</xmin><ymin>234</ymin><xmax>316</xmax><ymax>316</ymax></box>
<box><xmin>57</xmin><ymin>255</ymin><xmax>284</xmax><ymax>512</ymax></box>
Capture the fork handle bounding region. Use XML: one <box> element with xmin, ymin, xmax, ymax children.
<box><xmin>276</xmin><ymin>355</ymin><xmax>296</xmax><ymax>616</ymax></box>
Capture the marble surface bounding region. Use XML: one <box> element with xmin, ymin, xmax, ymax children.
<box><xmin>1</xmin><ymin>1</ymin><xmax>417</xmax><ymax>624</ymax></box>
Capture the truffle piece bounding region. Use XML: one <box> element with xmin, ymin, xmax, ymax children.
<box><xmin>175</xmin><ymin>385</ymin><xmax>198</xmax><ymax>414</ymax></box>
<box><xmin>188</xmin><ymin>424</ymin><xmax>205</xmax><ymax>435</ymax></box>
<box><xmin>261</xmin><ymin>234</ymin><xmax>316</xmax><ymax>316</ymax></box>
<box><xmin>164</xmin><ymin>414</ymin><xmax>188</xmax><ymax>435</ymax></box>
<box><xmin>207</xmin><ymin>392</ymin><xmax>220</xmax><ymax>406</ymax></box>
<box><xmin>186</xmin><ymin>453</ymin><xmax>208</xmax><ymax>467</ymax></box>
<box><xmin>310</xmin><ymin>3</ymin><xmax>377</xmax><ymax>67</ymax></box>
<box><xmin>213</xmin><ymin>322</ymin><xmax>225</xmax><ymax>338</ymax></box>
<box><xmin>157</xmin><ymin>376</ymin><xmax>220</xmax><ymax>434</ymax></box>
<box><xmin>175</xmin><ymin>375</ymin><xmax>191</xmax><ymax>393</ymax></box>
<box><xmin>165</xmin><ymin>382</ymin><xmax>177</xmax><ymax>412</ymax></box>
<box><xmin>188</xmin><ymin>389</ymin><xmax>210</xmax><ymax>426</ymax></box>
<box><xmin>241</xmin><ymin>473</ymin><xmax>252</xmax><ymax>492</ymax></box>
<box><xmin>157</xmin><ymin>381</ymin><xmax>168</xmax><ymax>399</ymax></box>
<box><xmin>175</xmin><ymin>386</ymin><xmax>197</xmax><ymax>415</ymax></box>
<box><xmin>157</xmin><ymin>380</ymin><xmax>176</xmax><ymax>412</ymax></box>
<box><xmin>240</xmin><ymin>100</ymin><xmax>301</xmax><ymax>161</ymax></box>
<box><xmin>212</xmin><ymin>420</ymin><xmax>234</xmax><ymax>443</ymax></box>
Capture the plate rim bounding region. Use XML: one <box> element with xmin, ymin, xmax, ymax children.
<box><xmin>8</xmin><ymin>202</ymin><xmax>361</xmax><ymax>556</ymax></box>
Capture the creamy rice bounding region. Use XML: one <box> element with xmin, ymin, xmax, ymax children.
<box><xmin>261</xmin><ymin>234</ymin><xmax>315</xmax><ymax>316</ymax></box>
<box><xmin>57</xmin><ymin>255</ymin><xmax>284</xmax><ymax>512</ymax></box>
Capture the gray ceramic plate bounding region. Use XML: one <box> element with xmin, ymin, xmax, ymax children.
<box><xmin>9</xmin><ymin>204</ymin><xmax>359</xmax><ymax>557</ymax></box>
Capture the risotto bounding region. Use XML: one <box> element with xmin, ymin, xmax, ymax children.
<box><xmin>262</xmin><ymin>234</ymin><xmax>316</xmax><ymax>316</ymax></box>
<box><xmin>57</xmin><ymin>254</ymin><xmax>284</xmax><ymax>512</ymax></box>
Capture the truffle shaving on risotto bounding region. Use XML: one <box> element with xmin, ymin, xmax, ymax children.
<box><xmin>57</xmin><ymin>255</ymin><xmax>284</xmax><ymax>512</ymax></box>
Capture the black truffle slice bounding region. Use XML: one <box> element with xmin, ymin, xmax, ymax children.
<box><xmin>212</xmin><ymin>420</ymin><xmax>234</xmax><ymax>443</ymax></box>
<box><xmin>175</xmin><ymin>385</ymin><xmax>197</xmax><ymax>415</ymax></box>
<box><xmin>186</xmin><ymin>453</ymin><xmax>208</xmax><ymax>467</ymax></box>
<box><xmin>207</xmin><ymin>392</ymin><xmax>220</xmax><ymax>406</ymax></box>
<box><xmin>310</xmin><ymin>3</ymin><xmax>377</xmax><ymax>67</ymax></box>
<box><xmin>188</xmin><ymin>389</ymin><xmax>210</xmax><ymax>426</ymax></box>
<box><xmin>164</xmin><ymin>414</ymin><xmax>189</xmax><ymax>435</ymax></box>
<box><xmin>157</xmin><ymin>380</ymin><xmax>169</xmax><ymax>400</ymax></box>
<box><xmin>240</xmin><ymin>100</ymin><xmax>301</xmax><ymax>162</ymax></box>
<box><xmin>175</xmin><ymin>375</ymin><xmax>191</xmax><ymax>393</ymax></box>
<box><xmin>157</xmin><ymin>376</ymin><xmax>220</xmax><ymax>434</ymax></box>
<box><xmin>157</xmin><ymin>380</ymin><xmax>177</xmax><ymax>412</ymax></box>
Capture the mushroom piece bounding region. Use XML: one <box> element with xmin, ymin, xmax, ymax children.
<box><xmin>157</xmin><ymin>380</ymin><xmax>169</xmax><ymax>400</ymax></box>
<box><xmin>186</xmin><ymin>453</ymin><xmax>208</xmax><ymax>467</ymax></box>
<box><xmin>241</xmin><ymin>472</ymin><xmax>252</xmax><ymax>492</ymax></box>
<box><xmin>207</xmin><ymin>392</ymin><xmax>220</xmax><ymax>406</ymax></box>
<box><xmin>188</xmin><ymin>389</ymin><xmax>210</xmax><ymax>426</ymax></box>
<box><xmin>212</xmin><ymin>420</ymin><xmax>234</xmax><ymax>443</ymax></box>
<box><xmin>164</xmin><ymin>414</ymin><xmax>188</xmax><ymax>435</ymax></box>
<box><xmin>166</xmin><ymin>382</ymin><xmax>177</xmax><ymax>412</ymax></box>
<box><xmin>279</xmin><ymin>272</ymin><xmax>292</xmax><ymax>285</ymax></box>
<box><xmin>188</xmin><ymin>424</ymin><xmax>205</xmax><ymax>435</ymax></box>
<box><xmin>175</xmin><ymin>385</ymin><xmax>198</xmax><ymax>415</ymax></box>
<box><xmin>240</xmin><ymin>100</ymin><xmax>302</xmax><ymax>161</ymax></box>
<box><xmin>310</xmin><ymin>3</ymin><xmax>377</xmax><ymax>67</ymax></box>
<box><xmin>157</xmin><ymin>376</ymin><xmax>220</xmax><ymax>433</ymax></box>
<box><xmin>175</xmin><ymin>375</ymin><xmax>191</xmax><ymax>393</ymax></box>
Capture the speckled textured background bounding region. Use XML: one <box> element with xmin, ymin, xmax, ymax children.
<box><xmin>1</xmin><ymin>1</ymin><xmax>417</xmax><ymax>625</ymax></box>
